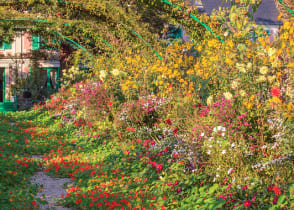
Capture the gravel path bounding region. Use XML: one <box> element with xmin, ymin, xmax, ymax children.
<box><xmin>31</xmin><ymin>156</ymin><xmax>73</xmax><ymax>210</ymax></box>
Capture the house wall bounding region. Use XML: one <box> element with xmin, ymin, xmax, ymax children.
<box><xmin>263</xmin><ymin>25</ymin><xmax>280</xmax><ymax>42</ymax></box>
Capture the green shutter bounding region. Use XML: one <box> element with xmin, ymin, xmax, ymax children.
<box><xmin>32</xmin><ymin>35</ymin><xmax>40</xmax><ymax>49</ymax></box>
<box><xmin>0</xmin><ymin>42</ymin><xmax>11</xmax><ymax>50</ymax></box>
<box><xmin>4</xmin><ymin>42</ymin><xmax>11</xmax><ymax>49</ymax></box>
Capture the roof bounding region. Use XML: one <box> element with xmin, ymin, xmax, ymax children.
<box><xmin>196</xmin><ymin>0</ymin><xmax>283</xmax><ymax>25</ymax></box>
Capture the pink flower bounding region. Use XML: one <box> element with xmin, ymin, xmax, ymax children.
<box><xmin>272</xmin><ymin>197</ymin><xmax>278</xmax><ymax>204</ymax></box>
<box><xmin>243</xmin><ymin>200</ymin><xmax>251</xmax><ymax>207</ymax></box>
<box><xmin>176</xmin><ymin>188</ymin><xmax>181</xmax><ymax>193</ymax></box>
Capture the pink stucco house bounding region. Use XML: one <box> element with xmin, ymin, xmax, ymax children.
<box><xmin>0</xmin><ymin>31</ymin><xmax>61</xmax><ymax>112</ymax></box>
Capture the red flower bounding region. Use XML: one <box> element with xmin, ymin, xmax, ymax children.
<box><xmin>165</xmin><ymin>119</ymin><xmax>172</xmax><ymax>125</ymax></box>
<box><xmin>162</xmin><ymin>195</ymin><xmax>166</xmax><ymax>200</ymax></box>
<box><xmin>271</xmin><ymin>87</ymin><xmax>281</xmax><ymax>97</ymax></box>
<box><xmin>31</xmin><ymin>200</ymin><xmax>37</xmax><ymax>207</ymax></box>
<box><xmin>267</xmin><ymin>185</ymin><xmax>273</xmax><ymax>192</ymax></box>
<box><xmin>173</xmin><ymin>128</ymin><xmax>178</xmax><ymax>135</ymax></box>
<box><xmin>108</xmin><ymin>101</ymin><xmax>113</xmax><ymax>106</ymax></box>
<box><xmin>156</xmin><ymin>164</ymin><xmax>163</xmax><ymax>170</ymax></box>
<box><xmin>96</xmin><ymin>203</ymin><xmax>103</xmax><ymax>207</ymax></box>
<box><xmin>273</xmin><ymin>186</ymin><xmax>282</xmax><ymax>196</ymax></box>
<box><xmin>126</xmin><ymin>127</ymin><xmax>135</xmax><ymax>132</ymax></box>
<box><xmin>242</xmin><ymin>185</ymin><xmax>248</xmax><ymax>191</ymax></box>
<box><xmin>243</xmin><ymin>200</ymin><xmax>251</xmax><ymax>207</ymax></box>
<box><xmin>89</xmin><ymin>203</ymin><xmax>94</xmax><ymax>207</ymax></box>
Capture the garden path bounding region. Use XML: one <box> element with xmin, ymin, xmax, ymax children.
<box><xmin>30</xmin><ymin>155</ymin><xmax>73</xmax><ymax>210</ymax></box>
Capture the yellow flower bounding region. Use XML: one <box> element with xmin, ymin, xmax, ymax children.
<box><xmin>244</xmin><ymin>102</ymin><xmax>253</xmax><ymax>109</ymax></box>
<box><xmin>259</xmin><ymin>66</ymin><xmax>269</xmax><ymax>75</ymax></box>
<box><xmin>288</xmin><ymin>102</ymin><xmax>293</xmax><ymax>111</ymax></box>
<box><xmin>272</xmin><ymin>96</ymin><xmax>280</xmax><ymax>103</ymax></box>
<box><xmin>223</xmin><ymin>92</ymin><xmax>233</xmax><ymax>100</ymax></box>
<box><xmin>257</xmin><ymin>75</ymin><xmax>266</xmax><ymax>83</ymax></box>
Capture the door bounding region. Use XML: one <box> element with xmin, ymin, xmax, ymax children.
<box><xmin>42</xmin><ymin>68</ymin><xmax>60</xmax><ymax>91</ymax></box>
<box><xmin>0</xmin><ymin>68</ymin><xmax>4</xmax><ymax>103</ymax></box>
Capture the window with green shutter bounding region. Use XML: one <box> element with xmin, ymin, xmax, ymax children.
<box><xmin>0</xmin><ymin>42</ymin><xmax>11</xmax><ymax>50</ymax></box>
<box><xmin>32</xmin><ymin>35</ymin><xmax>40</xmax><ymax>49</ymax></box>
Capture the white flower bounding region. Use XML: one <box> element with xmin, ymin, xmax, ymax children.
<box><xmin>259</xmin><ymin>66</ymin><xmax>269</xmax><ymax>75</ymax></box>
<box><xmin>231</xmin><ymin>143</ymin><xmax>236</xmax><ymax>148</ymax></box>
<box><xmin>232</xmin><ymin>176</ymin><xmax>236</xmax><ymax>184</ymax></box>
<box><xmin>227</xmin><ymin>168</ymin><xmax>234</xmax><ymax>174</ymax></box>
<box><xmin>236</xmin><ymin>63</ymin><xmax>246</xmax><ymax>73</ymax></box>
<box><xmin>207</xmin><ymin>95</ymin><xmax>214</xmax><ymax>105</ymax></box>
<box><xmin>268</xmin><ymin>48</ymin><xmax>276</xmax><ymax>57</ymax></box>
<box><xmin>240</xmin><ymin>90</ymin><xmax>247</xmax><ymax>97</ymax></box>
<box><xmin>207</xmin><ymin>150</ymin><xmax>211</xmax><ymax>155</ymax></box>
<box><xmin>200</xmin><ymin>132</ymin><xmax>205</xmax><ymax>137</ymax></box>
<box><xmin>99</xmin><ymin>70</ymin><xmax>107</xmax><ymax>81</ymax></box>
<box><xmin>223</xmin><ymin>92</ymin><xmax>233</xmax><ymax>100</ymax></box>
<box><xmin>257</xmin><ymin>75</ymin><xmax>266</xmax><ymax>83</ymax></box>
<box><xmin>222</xmin><ymin>150</ymin><xmax>226</xmax><ymax>154</ymax></box>
<box><xmin>208</xmin><ymin>137</ymin><xmax>213</xmax><ymax>141</ymax></box>
<box><xmin>217</xmin><ymin>126</ymin><xmax>226</xmax><ymax>132</ymax></box>
<box><xmin>111</xmin><ymin>68</ymin><xmax>120</xmax><ymax>77</ymax></box>
<box><xmin>268</xmin><ymin>75</ymin><xmax>276</xmax><ymax>83</ymax></box>
<box><xmin>247</xmin><ymin>62</ymin><xmax>252</xmax><ymax>70</ymax></box>
<box><xmin>231</xmin><ymin>80</ymin><xmax>239</xmax><ymax>89</ymax></box>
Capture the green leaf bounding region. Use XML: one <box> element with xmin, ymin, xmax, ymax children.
<box><xmin>269</xmin><ymin>206</ymin><xmax>279</xmax><ymax>210</ymax></box>
<box><xmin>277</xmin><ymin>194</ymin><xmax>286</xmax><ymax>205</ymax></box>
<box><xmin>208</xmin><ymin>184</ymin><xmax>218</xmax><ymax>194</ymax></box>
